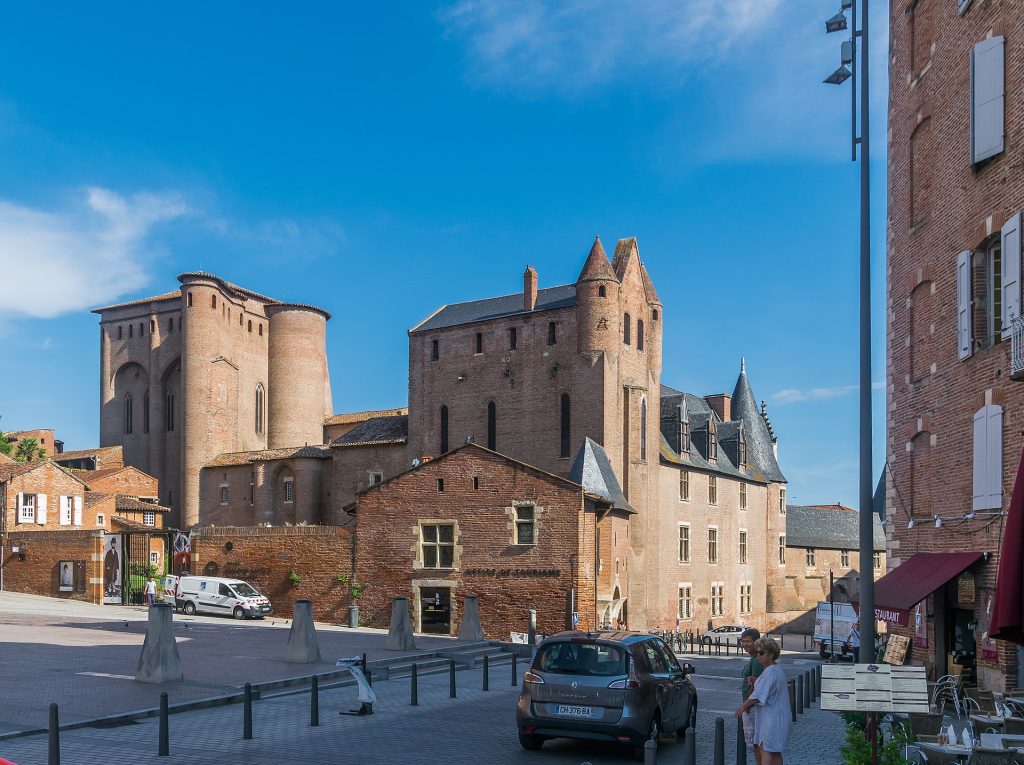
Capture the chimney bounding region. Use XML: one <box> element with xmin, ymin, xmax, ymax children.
<box><xmin>524</xmin><ymin>266</ymin><xmax>538</xmax><ymax>311</ymax></box>
<box><xmin>704</xmin><ymin>393</ymin><xmax>732</xmax><ymax>422</ymax></box>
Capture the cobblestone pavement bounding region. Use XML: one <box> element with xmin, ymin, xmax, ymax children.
<box><xmin>0</xmin><ymin>651</ymin><xmax>846</xmax><ymax>765</ymax></box>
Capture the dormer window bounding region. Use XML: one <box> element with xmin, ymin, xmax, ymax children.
<box><xmin>739</xmin><ymin>439</ymin><xmax>747</xmax><ymax>467</ymax></box>
<box><xmin>680</xmin><ymin>419</ymin><xmax>691</xmax><ymax>452</ymax></box>
<box><xmin>708</xmin><ymin>427</ymin><xmax>718</xmax><ymax>461</ymax></box>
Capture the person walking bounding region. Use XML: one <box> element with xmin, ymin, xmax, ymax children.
<box><xmin>739</xmin><ymin>628</ymin><xmax>765</xmax><ymax>759</ymax></box>
<box><xmin>847</xmin><ymin>621</ymin><xmax>861</xmax><ymax>663</ymax></box>
<box><xmin>144</xmin><ymin>576</ymin><xmax>157</xmax><ymax>606</ymax></box>
<box><xmin>735</xmin><ymin>637</ymin><xmax>792</xmax><ymax>765</ymax></box>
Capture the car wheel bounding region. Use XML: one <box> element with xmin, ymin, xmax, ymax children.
<box><xmin>518</xmin><ymin>731</ymin><xmax>544</xmax><ymax>751</ymax></box>
<box><xmin>183</xmin><ymin>601</ymin><xmax>196</xmax><ymax>615</ymax></box>
<box><xmin>233</xmin><ymin>607</ymin><xmax>246</xmax><ymax>620</ymax></box>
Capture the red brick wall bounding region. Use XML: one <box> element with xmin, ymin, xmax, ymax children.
<box><xmin>191</xmin><ymin>525</ymin><xmax>354</xmax><ymax>623</ymax></box>
<box><xmin>3</xmin><ymin>463</ymin><xmax>92</xmax><ymax>531</ymax></box>
<box><xmin>83</xmin><ymin>467</ymin><xmax>158</xmax><ymax>498</ymax></box>
<box><xmin>1</xmin><ymin>530</ymin><xmax>103</xmax><ymax>603</ymax></box>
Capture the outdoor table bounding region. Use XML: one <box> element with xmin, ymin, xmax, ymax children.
<box><xmin>918</xmin><ymin>742</ymin><xmax>971</xmax><ymax>764</ymax></box>
<box><xmin>971</xmin><ymin>714</ymin><xmax>1005</xmax><ymax>730</ymax></box>
<box><xmin>980</xmin><ymin>732</ymin><xmax>1024</xmax><ymax>751</ymax></box>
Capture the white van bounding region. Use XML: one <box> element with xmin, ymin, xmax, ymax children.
<box><xmin>175</xmin><ymin>576</ymin><xmax>272</xmax><ymax>620</ymax></box>
<box><xmin>813</xmin><ymin>601</ymin><xmax>858</xmax><ymax>660</ymax></box>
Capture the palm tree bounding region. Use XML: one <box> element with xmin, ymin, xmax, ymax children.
<box><xmin>13</xmin><ymin>438</ymin><xmax>45</xmax><ymax>462</ymax></box>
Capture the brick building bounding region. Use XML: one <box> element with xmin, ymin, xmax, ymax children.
<box><xmin>885</xmin><ymin>0</ymin><xmax>1024</xmax><ymax>688</ymax></box>
<box><xmin>93</xmin><ymin>273</ymin><xmax>333</xmax><ymax>528</ymax></box>
<box><xmin>53</xmin><ymin>445</ymin><xmax>124</xmax><ymax>471</ymax></box>
<box><xmin>0</xmin><ymin>461</ymin><xmax>90</xmax><ymax>533</ymax></box>
<box><xmin>3</xmin><ymin>429</ymin><xmax>62</xmax><ymax>459</ymax></box>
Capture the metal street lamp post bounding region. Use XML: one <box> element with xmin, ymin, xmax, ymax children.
<box><xmin>823</xmin><ymin>0</ymin><xmax>875</xmax><ymax>658</ymax></box>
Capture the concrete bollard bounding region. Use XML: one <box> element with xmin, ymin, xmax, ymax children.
<box><xmin>683</xmin><ymin>727</ymin><xmax>696</xmax><ymax>765</ymax></box>
<box><xmin>310</xmin><ymin>675</ymin><xmax>319</xmax><ymax>726</ymax></box>
<box><xmin>714</xmin><ymin>717</ymin><xmax>725</xmax><ymax>765</ymax></box>
<box><xmin>735</xmin><ymin>716</ymin><xmax>747</xmax><ymax>765</ymax></box>
<box><xmin>159</xmin><ymin>692</ymin><xmax>169</xmax><ymax>756</ymax></box>
<box><xmin>643</xmin><ymin>738</ymin><xmax>658</xmax><ymax>764</ymax></box>
<box><xmin>788</xmin><ymin>679</ymin><xmax>796</xmax><ymax>722</ymax></box>
<box><xmin>458</xmin><ymin>596</ymin><xmax>484</xmax><ymax>641</ymax></box>
<box><xmin>136</xmin><ymin>603</ymin><xmax>184</xmax><ymax>683</ymax></box>
<box><xmin>528</xmin><ymin>609</ymin><xmax>537</xmax><ymax>647</ymax></box>
<box><xmin>243</xmin><ymin>683</ymin><xmax>253</xmax><ymax>740</ymax></box>
<box><xmin>48</xmin><ymin>703</ymin><xmax>59</xmax><ymax>765</ymax></box>
<box><xmin>450</xmin><ymin>659</ymin><xmax>457</xmax><ymax>698</ymax></box>
<box><xmin>483</xmin><ymin>654</ymin><xmax>489</xmax><ymax>691</ymax></box>
<box><xmin>385</xmin><ymin>597</ymin><xmax>417</xmax><ymax>651</ymax></box>
<box><xmin>285</xmin><ymin>600</ymin><xmax>321</xmax><ymax>664</ymax></box>
<box><xmin>411</xmin><ymin>663</ymin><xmax>418</xmax><ymax>706</ymax></box>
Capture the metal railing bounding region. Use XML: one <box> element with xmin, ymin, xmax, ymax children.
<box><xmin>1011</xmin><ymin>317</ymin><xmax>1024</xmax><ymax>380</ymax></box>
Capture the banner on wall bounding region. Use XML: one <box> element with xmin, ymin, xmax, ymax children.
<box><xmin>913</xmin><ymin>603</ymin><xmax>928</xmax><ymax>647</ymax></box>
<box><xmin>102</xmin><ymin>533</ymin><xmax>123</xmax><ymax>604</ymax></box>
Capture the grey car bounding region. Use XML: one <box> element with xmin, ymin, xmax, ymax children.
<box><xmin>516</xmin><ymin>631</ymin><xmax>697</xmax><ymax>758</ymax></box>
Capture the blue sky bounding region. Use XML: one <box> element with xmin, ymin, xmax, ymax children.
<box><xmin>0</xmin><ymin>1</ymin><xmax>888</xmax><ymax>508</ymax></box>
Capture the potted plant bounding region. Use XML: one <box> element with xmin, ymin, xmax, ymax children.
<box><xmin>347</xmin><ymin>579</ymin><xmax>366</xmax><ymax>628</ymax></box>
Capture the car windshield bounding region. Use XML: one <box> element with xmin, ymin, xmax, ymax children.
<box><xmin>231</xmin><ymin>582</ymin><xmax>260</xmax><ymax>598</ymax></box>
<box><xmin>535</xmin><ymin>641</ymin><xmax>627</xmax><ymax>676</ymax></box>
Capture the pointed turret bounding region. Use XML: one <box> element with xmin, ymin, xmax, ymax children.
<box><xmin>640</xmin><ymin>264</ymin><xmax>660</xmax><ymax>305</ymax></box>
<box><xmin>576</xmin><ymin>236</ymin><xmax>620</xmax><ymax>354</ymax></box>
<box><xmin>730</xmin><ymin>360</ymin><xmax>786</xmax><ymax>482</ymax></box>
<box><xmin>576</xmin><ymin>236</ymin><xmax>617</xmax><ymax>284</ymax></box>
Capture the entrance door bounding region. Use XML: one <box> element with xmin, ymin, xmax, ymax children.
<box><xmin>420</xmin><ymin>587</ymin><xmax>451</xmax><ymax>635</ymax></box>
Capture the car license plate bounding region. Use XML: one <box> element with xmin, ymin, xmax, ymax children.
<box><xmin>556</xmin><ymin>705</ymin><xmax>595</xmax><ymax>718</ymax></box>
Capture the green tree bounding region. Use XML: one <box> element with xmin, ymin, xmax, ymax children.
<box><xmin>13</xmin><ymin>438</ymin><xmax>46</xmax><ymax>462</ymax></box>
<box><xmin>0</xmin><ymin>417</ymin><xmax>13</xmax><ymax>457</ymax></box>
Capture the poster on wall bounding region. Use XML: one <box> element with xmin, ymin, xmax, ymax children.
<box><xmin>172</xmin><ymin>531</ymin><xmax>192</xmax><ymax>575</ymax></box>
<box><xmin>102</xmin><ymin>533</ymin><xmax>122</xmax><ymax>604</ymax></box>
<box><xmin>58</xmin><ymin>561</ymin><xmax>73</xmax><ymax>592</ymax></box>
<box><xmin>980</xmin><ymin>590</ymin><xmax>998</xmax><ymax>662</ymax></box>
<box><xmin>914</xmin><ymin>603</ymin><xmax>928</xmax><ymax>647</ymax></box>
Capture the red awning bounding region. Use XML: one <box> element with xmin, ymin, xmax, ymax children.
<box><xmin>991</xmin><ymin>448</ymin><xmax>1024</xmax><ymax>645</ymax></box>
<box><xmin>870</xmin><ymin>551</ymin><xmax>985</xmax><ymax>625</ymax></box>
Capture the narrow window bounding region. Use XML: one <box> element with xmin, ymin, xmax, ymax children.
<box><xmin>139</xmin><ymin>322</ymin><xmax>144</xmax><ymax>336</ymax></box>
<box><xmin>739</xmin><ymin>440</ymin><xmax>747</xmax><ymax>467</ymax></box>
<box><xmin>96</xmin><ymin>513</ymin><xmax>105</xmax><ymax>527</ymax></box>
<box><xmin>874</xmin><ymin>552</ymin><xmax>882</xmax><ymax>569</ymax></box>
<box><xmin>211</xmin><ymin>294</ymin><xmax>217</xmax><ymax>309</ymax></box>
<box><xmin>640</xmin><ymin>399</ymin><xmax>647</xmax><ymax>459</ymax></box>
<box><xmin>708</xmin><ymin>428</ymin><xmax>718</xmax><ymax>461</ymax></box>
<box><xmin>559</xmin><ymin>394</ymin><xmax>571</xmax><ymax>458</ymax></box>
<box><xmin>431</xmin><ymin>339</ymin><xmax>439</xmax><ymax>361</ymax></box>
<box><xmin>778</xmin><ymin>535</ymin><xmax>786</xmax><ymax>564</ymax></box>
<box><xmin>508</xmin><ymin>327</ymin><xmax>517</xmax><ymax>350</ymax></box>
<box><xmin>547</xmin><ymin>321</ymin><xmax>557</xmax><ymax>345</ymax></box>
<box><xmin>681</xmin><ymin>419</ymin><xmax>690</xmax><ymax>452</ymax></box>
<box><xmin>240</xmin><ymin>313</ymin><xmax>243</xmax><ymax>326</ymax></box>
<box><xmin>709</xmin><ymin>475</ymin><xmax>718</xmax><ymax>505</ymax></box>
<box><xmin>129</xmin><ymin>323</ymin><xmax>133</xmax><ymax>338</ymax></box>
<box><xmin>421</xmin><ymin>523</ymin><xmax>454</xmax><ymax>568</ymax></box>
<box><xmin>486</xmin><ymin>401</ymin><xmax>496</xmax><ymax>451</ymax></box>
<box><xmin>150</xmin><ymin>319</ymin><xmax>155</xmax><ymax>333</ymax></box>
<box><xmin>168</xmin><ymin>317</ymin><xmax>173</xmax><ymax>332</ymax></box>
<box><xmin>779</xmin><ymin>488</ymin><xmax>787</xmax><ymax>514</ymax></box>
<box><xmin>220</xmin><ymin>486</ymin><xmax>229</xmax><ymax>505</ymax></box>
<box><xmin>440</xmin><ymin>405</ymin><xmax>449</xmax><ymax>454</ymax></box>
<box><xmin>124</xmin><ymin>394</ymin><xmax>133</xmax><ymax>435</ymax></box>
<box><xmin>623</xmin><ymin>313</ymin><xmax>631</xmax><ymax>345</ymax></box>
<box><xmin>678</xmin><ymin>585</ymin><xmax>692</xmax><ymax>619</ymax></box>
<box><xmin>165</xmin><ymin>391</ymin><xmax>175</xmax><ymax>432</ymax></box>
<box><xmin>679</xmin><ymin>469</ymin><xmax>690</xmax><ymax>500</ymax></box>
<box><xmin>248</xmin><ymin>320</ymin><xmax>253</xmax><ymax>333</ymax></box>
<box><xmin>283</xmin><ymin>480</ymin><xmax>294</xmax><ymax>503</ymax></box>
<box><xmin>652</xmin><ymin>308</ymin><xmax>659</xmax><ymax>321</ymax></box>
<box><xmin>678</xmin><ymin>525</ymin><xmax>690</xmax><ymax>562</ymax></box>
<box><xmin>739</xmin><ymin>530</ymin><xmax>748</xmax><ymax>564</ymax></box>
<box><xmin>437</xmin><ymin>478</ymin><xmax>445</xmax><ymax>492</ymax></box>
<box><xmin>258</xmin><ymin>324</ymin><xmax>263</xmax><ymax>336</ymax></box>
<box><xmin>739</xmin><ymin>482</ymin><xmax>747</xmax><ymax>510</ymax></box>
<box><xmin>637</xmin><ymin>319</ymin><xmax>645</xmax><ymax>351</ymax></box>
<box><xmin>988</xmin><ymin>238</ymin><xmax>1003</xmax><ymax>343</ymax></box>
<box><xmin>187</xmin><ymin>292</ymin><xmax>193</xmax><ymax>307</ymax></box>
<box><xmin>806</xmin><ymin>548</ymin><xmax>816</xmax><ymax>567</ymax></box>
<box><xmin>255</xmin><ymin>385</ymin><xmax>265</xmax><ymax>434</ymax></box>
<box><xmin>475</xmin><ymin>332</ymin><xmax>483</xmax><ymax>354</ymax></box>
<box><xmin>143</xmin><ymin>391</ymin><xmax>150</xmax><ymax>434</ymax></box>
<box><xmin>473</xmin><ymin>476</ymin><xmax>479</xmax><ymax>490</ymax></box>
<box><xmin>515</xmin><ymin>505</ymin><xmax>535</xmax><ymax>544</ymax></box>
<box><xmin>249</xmin><ymin>481</ymin><xmax>255</xmax><ymax>505</ymax></box>
<box><xmin>708</xmin><ymin>528</ymin><xmax>718</xmax><ymax>563</ymax></box>
<box><xmin>598</xmin><ymin>285</ymin><xmax>606</xmax><ymax>298</ymax></box>
<box><xmin>118</xmin><ymin>325</ymin><xmax>123</xmax><ymax>339</ymax></box>
<box><xmin>841</xmin><ymin>549</ymin><xmax>850</xmax><ymax>567</ymax></box>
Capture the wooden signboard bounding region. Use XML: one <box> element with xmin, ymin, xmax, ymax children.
<box><xmin>883</xmin><ymin>634</ymin><xmax>911</xmax><ymax>665</ymax></box>
<box><xmin>821</xmin><ymin>663</ymin><xmax>929</xmax><ymax>713</ymax></box>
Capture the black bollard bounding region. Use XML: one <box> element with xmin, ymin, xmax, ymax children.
<box><xmin>804</xmin><ymin>634</ymin><xmax>808</xmax><ymax>651</ymax></box>
<box><xmin>805</xmin><ymin>672</ymin><xmax>812</xmax><ymax>709</ymax></box>
<box><xmin>361</xmin><ymin>652</ymin><xmax>367</xmax><ymax>676</ymax></box>
<box><xmin>714</xmin><ymin>717</ymin><xmax>725</xmax><ymax>765</ymax></box>
<box><xmin>243</xmin><ymin>683</ymin><xmax>253</xmax><ymax>740</ymax></box>
<box><xmin>716</xmin><ymin>637</ymin><xmax>721</xmax><ymax>656</ymax></box>
<box><xmin>788</xmin><ymin>679</ymin><xmax>796</xmax><ymax>722</ymax></box>
<box><xmin>159</xmin><ymin>692</ymin><xmax>169</xmax><ymax>756</ymax></box>
<box><xmin>483</xmin><ymin>654</ymin><xmax>489</xmax><ymax>691</ymax></box>
<box><xmin>449</xmin><ymin>659</ymin><xmax>456</xmax><ymax>698</ymax></box>
<box><xmin>310</xmin><ymin>675</ymin><xmax>319</xmax><ymax>726</ymax></box>
<box><xmin>511</xmin><ymin>652</ymin><xmax>518</xmax><ymax>686</ymax></box>
<box><xmin>411</xmin><ymin>663</ymin><xmax>418</xmax><ymax>706</ymax></box>
<box><xmin>796</xmin><ymin>674</ymin><xmax>804</xmax><ymax>715</ymax></box>
<box><xmin>735</xmin><ymin>716</ymin><xmax>747</xmax><ymax>765</ymax></box>
<box><xmin>48</xmin><ymin>703</ymin><xmax>60</xmax><ymax>765</ymax></box>
<box><xmin>683</xmin><ymin>726</ymin><xmax>696</xmax><ymax>765</ymax></box>
<box><xmin>367</xmin><ymin>668</ymin><xmax>372</xmax><ymax>687</ymax></box>
<box><xmin>816</xmin><ymin>664</ymin><xmax>822</xmax><ymax>696</ymax></box>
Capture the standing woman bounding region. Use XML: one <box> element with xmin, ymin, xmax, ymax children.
<box><xmin>734</xmin><ymin>637</ymin><xmax>791</xmax><ymax>764</ymax></box>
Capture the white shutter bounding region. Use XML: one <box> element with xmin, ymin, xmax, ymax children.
<box><xmin>1002</xmin><ymin>212</ymin><xmax>1021</xmax><ymax>337</ymax></box>
<box><xmin>971</xmin><ymin>36</ymin><xmax>1005</xmax><ymax>164</ymax></box>
<box><xmin>73</xmin><ymin>495</ymin><xmax>83</xmax><ymax>526</ymax></box>
<box><xmin>59</xmin><ymin>496</ymin><xmax>71</xmax><ymax>526</ymax></box>
<box><xmin>36</xmin><ymin>494</ymin><xmax>47</xmax><ymax>525</ymax></box>
<box><xmin>986</xmin><ymin>405</ymin><xmax>1003</xmax><ymax>508</ymax></box>
<box><xmin>973</xmin><ymin>408</ymin><xmax>987</xmax><ymax>511</ymax></box>
<box><xmin>959</xmin><ymin>0</ymin><xmax>972</xmax><ymax>14</ymax></box>
<box><xmin>15</xmin><ymin>492</ymin><xmax>23</xmax><ymax>523</ymax></box>
<box><xmin>957</xmin><ymin>250</ymin><xmax>974</xmax><ymax>358</ymax></box>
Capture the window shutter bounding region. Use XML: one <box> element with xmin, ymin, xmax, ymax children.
<box><xmin>1001</xmin><ymin>212</ymin><xmax>1021</xmax><ymax>337</ymax></box>
<box><xmin>15</xmin><ymin>492</ymin><xmax>23</xmax><ymax>523</ymax></box>
<box><xmin>59</xmin><ymin>496</ymin><xmax>71</xmax><ymax>526</ymax></box>
<box><xmin>73</xmin><ymin>495</ymin><xmax>83</xmax><ymax>526</ymax></box>
<box><xmin>36</xmin><ymin>494</ymin><xmax>47</xmax><ymax>525</ymax></box>
<box><xmin>986</xmin><ymin>405</ymin><xmax>1003</xmax><ymax>508</ymax></box>
<box><xmin>971</xmin><ymin>36</ymin><xmax>1005</xmax><ymax>164</ymax></box>
<box><xmin>973</xmin><ymin>407</ymin><xmax>987</xmax><ymax>511</ymax></box>
<box><xmin>957</xmin><ymin>250</ymin><xmax>974</xmax><ymax>358</ymax></box>
<box><xmin>958</xmin><ymin>0</ymin><xmax>972</xmax><ymax>14</ymax></box>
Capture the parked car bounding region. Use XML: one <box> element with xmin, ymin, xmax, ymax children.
<box><xmin>701</xmin><ymin>625</ymin><xmax>755</xmax><ymax>646</ymax></box>
<box><xmin>516</xmin><ymin>630</ymin><xmax>698</xmax><ymax>759</ymax></box>
<box><xmin>174</xmin><ymin>576</ymin><xmax>271</xmax><ymax>620</ymax></box>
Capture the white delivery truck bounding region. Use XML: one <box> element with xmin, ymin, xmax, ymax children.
<box><xmin>813</xmin><ymin>601</ymin><xmax>858</xmax><ymax>660</ymax></box>
<box><xmin>174</xmin><ymin>576</ymin><xmax>272</xmax><ymax>620</ymax></box>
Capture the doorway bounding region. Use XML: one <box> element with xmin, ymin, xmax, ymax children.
<box><xmin>420</xmin><ymin>587</ymin><xmax>452</xmax><ymax>635</ymax></box>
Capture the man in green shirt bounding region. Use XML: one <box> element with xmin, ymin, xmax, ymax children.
<box><xmin>739</xmin><ymin>628</ymin><xmax>765</xmax><ymax>756</ymax></box>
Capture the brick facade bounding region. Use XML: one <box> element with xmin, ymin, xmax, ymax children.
<box><xmin>1</xmin><ymin>461</ymin><xmax>92</xmax><ymax>533</ymax></box>
<box><xmin>1</xmin><ymin>530</ymin><xmax>104</xmax><ymax>604</ymax></box>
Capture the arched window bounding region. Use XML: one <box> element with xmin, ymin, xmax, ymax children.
<box><xmin>168</xmin><ymin>317</ymin><xmax>174</xmax><ymax>332</ymax></box>
<box><xmin>560</xmin><ymin>394</ymin><xmax>571</xmax><ymax>458</ymax></box>
<box><xmin>211</xmin><ymin>294</ymin><xmax>217</xmax><ymax>309</ymax></box>
<box><xmin>623</xmin><ymin>313</ymin><xmax>631</xmax><ymax>345</ymax></box>
<box><xmin>637</xmin><ymin>320</ymin><xmax>645</xmax><ymax>351</ymax></box>
<box><xmin>487</xmin><ymin>401</ymin><xmax>496</xmax><ymax>450</ymax></box>
<box><xmin>117</xmin><ymin>325</ymin><xmax>123</xmax><ymax>339</ymax></box>
<box><xmin>150</xmin><ymin>319</ymin><xmax>155</xmax><ymax>333</ymax></box>
<box><xmin>640</xmin><ymin>399</ymin><xmax>647</xmax><ymax>459</ymax></box>
<box><xmin>187</xmin><ymin>292</ymin><xmax>193</xmax><ymax>307</ymax></box>
<box><xmin>248</xmin><ymin>320</ymin><xmax>253</xmax><ymax>333</ymax></box>
<box><xmin>255</xmin><ymin>385</ymin><xmax>265</xmax><ymax>434</ymax></box>
<box><xmin>652</xmin><ymin>308</ymin><xmax>659</xmax><ymax>321</ymax></box>
<box><xmin>440</xmin><ymin>405</ymin><xmax>449</xmax><ymax>454</ymax></box>
<box><xmin>124</xmin><ymin>394</ymin><xmax>133</xmax><ymax>435</ymax></box>
<box><xmin>258</xmin><ymin>324</ymin><xmax>263</xmax><ymax>336</ymax></box>
<box><xmin>143</xmin><ymin>391</ymin><xmax>150</xmax><ymax>434</ymax></box>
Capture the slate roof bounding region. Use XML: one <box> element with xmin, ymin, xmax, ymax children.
<box><xmin>411</xmin><ymin>284</ymin><xmax>577</xmax><ymax>333</ymax></box>
<box><xmin>207</xmin><ymin>445</ymin><xmax>332</xmax><ymax>467</ymax></box>
<box><xmin>730</xmin><ymin>365</ymin><xmax>786</xmax><ymax>483</ymax></box>
<box><xmin>325</xmin><ymin>408</ymin><xmax>408</xmax><ymax>426</ymax></box>
<box><xmin>568</xmin><ymin>438</ymin><xmax>636</xmax><ymax>514</ymax></box>
<box><xmin>786</xmin><ymin>504</ymin><xmax>886</xmax><ymax>551</ymax></box>
<box><xmin>331</xmin><ymin>415</ymin><xmax>409</xmax><ymax>447</ymax></box>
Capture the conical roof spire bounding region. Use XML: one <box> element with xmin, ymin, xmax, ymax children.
<box><xmin>731</xmin><ymin>360</ymin><xmax>786</xmax><ymax>482</ymax></box>
<box><xmin>576</xmin><ymin>236</ymin><xmax>617</xmax><ymax>283</ymax></box>
<box><xmin>640</xmin><ymin>263</ymin><xmax>661</xmax><ymax>305</ymax></box>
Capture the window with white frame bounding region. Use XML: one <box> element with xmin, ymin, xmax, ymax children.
<box><xmin>678</xmin><ymin>524</ymin><xmax>690</xmax><ymax>562</ymax></box>
<box><xmin>150</xmin><ymin>551</ymin><xmax>160</xmax><ymax>566</ymax></box>
<box><xmin>144</xmin><ymin>511</ymin><xmax>155</xmax><ymax>527</ymax></box>
<box><xmin>678</xmin><ymin>583</ymin><xmax>692</xmax><ymax>620</ymax></box>
<box><xmin>711</xmin><ymin>582</ymin><xmax>725</xmax><ymax>616</ymax></box>
<box><xmin>681</xmin><ymin>419</ymin><xmax>691</xmax><ymax>452</ymax></box>
<box><xmin>220</xmin><ymin>486</ymin><xmax>229</xmax><ymax>505</ymax></box>
<box><xmin>96</xmin><ymin>513</ymin><xmax>105</xmax><ymax>527</ymax></box>
<box><xmin>973</xmin><ymin>403</ymin><xmax>1004</xmax><ymax>510</ymax></box>
<box><xmin>421</xmin><ymin>523</ymin><xmax>455</xmax><ymax>568</ymax></box>
<box><xmin>708</xmin><ymin>475</ymin><xmax>718</xmax><ymax>505</ymax></box>
<box><xmin>739</xmin><ymin>530</ymin><xmax>748</xmax><ymax>564</ymax></box>
<box><xmin>708</xmin><ymin>427</ymin><xmax>718</xmax><ymax>461</ymax></box>
<box><xmin>18</xmin><ymin>493</ymin><xmax>36</xmax><ymax>523</ymax></box>
<box><xmin>778</xmin><ymin>534</ymin><xmax>786</xmax><ymax>564</ymax></box>
<box><xmin>515</xmin><ymin>505</ymin><xmax>535</xmax><ymax>545</ymax></box>
<box><xmin>679</xmin><ymin>469</ymin><xmax>689</xmax><ymax>500</ymax></box>
<box><xmin>806</xmin><ymin>548</ymin><xmax>816</xmax><ymax>567</ymax></box>
<box><xmin>739</xmin><ymin>482</ymin><xmax>747</xmax><ymax>510</ymax></box>
<box><xmin>779</xmin><ymin>488</ymin><xmax>787</xmax><ymax>514</ymax></box>
<box><xmin>60</xmin><ymin>495</ymin><xmax>73</xmax><ymax>526</ymax></box>
<box><xmin>874</xmin><ymin>552</ymin><xmax>882</xmax><ymax>570</ymax></box>
<box><xmin>369</xmin><ymin>472</ymin><xmax>383</xmax><ymax>486</ymax></box>
<box><xmin>708</xmin><ymin>527</ymin><xmax>718</xmax><ymax>563</ymax></box>
<box><xmin>841</xmin><ymin>549</ymin><xmax>850</xmax><ymax>567</ymax></box>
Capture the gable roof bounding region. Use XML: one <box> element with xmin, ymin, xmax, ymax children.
<box><xmin>0</xmin><ymin>459</ymin><xmax>90</xmax><ymax>488</ymax></box>
<box><xmin>411</xmin><ymin>284</ymin><xmax>577</xmax><ymax>333</ymax></box>
<box><xmin>568</xmin><ymin>438</ymin><xmax>635</xmax><ymax>514</ymax></box>
<box><xmin>786</xmin><ymin>504</ymin><xmax>886</xmax><ymax>551</ymax></box>
<box><xmin>53</xmin><ymin>445</ymin><xmax>124</xmax><ymax>468</ymax></box>
<box><xmin>207</xmin><ymin>445</ymin><xmax>332</xmax><ymax>467</ymax></box>
<box><xmin>331</xmin><ymin>415</ymin><xmax>409</xmax><ymax>447</ymax></box>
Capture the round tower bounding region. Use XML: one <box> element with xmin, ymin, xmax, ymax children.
<box><xmin>265</xmin><ymin>303</ymin><xmax>332</xmax><ymax>448</ymax></box>
<box><xmin>640</xmin><ymin>263</ymin><xmax>663</xmax><ymax>377</ymax></box>
<box><xmin>575</xmin><ymin>236</ymin><xmax>621</xmax><ymax>355</ymax></box>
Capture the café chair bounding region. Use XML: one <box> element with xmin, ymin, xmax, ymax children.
<box><xmin>965</xmin><ymin>748</ymin><xmax>1023</xmax><ymax>765</ymax></box>
<box><xmin>1003</xmin><ymin>717</ymin><xmax>1024</xmax><ymax>735</ymax></box>
<box><xmin>910</xmin><ymin>712</ymin><xmax>946</xmax><ymax>737</ymax></box>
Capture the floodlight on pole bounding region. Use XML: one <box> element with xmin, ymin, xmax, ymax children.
<box><xmin>824</xmin><ymin>66</ymin><xmax>852</xmax><ymax>85</ymax></box>
<box><xmin>842</xmin><ymin>41</ymin><xmax>853</xmax><ymax>65</ymax></box>
<box><xmin>826</xmin><ymin>11</ymin><xmax>848</xmax><ymax>33</ymax></box>
<box><xmin>840</xmin><ymin>0</ymin><xmax>852</xmax><ymax>9</ymax></box>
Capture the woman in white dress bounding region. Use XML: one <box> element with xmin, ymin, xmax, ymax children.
<box><xmin>734</xmin><ymin>637</ymin><xmax>792</xmax><ymax>764</ymax></box>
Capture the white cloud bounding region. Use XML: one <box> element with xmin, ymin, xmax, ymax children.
<box><xmin>771</xmin><ymin>380</ymin><xmax>885</xmax><ymax>404</ymax></box>
<box><xmin>0</xmin><ymin>188</ymin><xmax>188</xmax><ymax>319</ymax></box>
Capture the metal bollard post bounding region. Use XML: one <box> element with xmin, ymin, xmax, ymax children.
<box><xmin>796</xmin><ymin>675</ymin><xmax>804</xmax><ymax>715</ymax></box>
<box><xmin>411</xmin><ymin>663</ymin><xmax>418</xmax><ymax>706</ymax></box>
<box><xmin>48</xmin><ymin>703</ymin><xmax>60</xmax><ymax>765</ymax></box>
<box><xmin>816</xmin><ymin>665</ymin><xmax>822</xmax><ymax>696</ymax></box>
<box><xmin>511</xmin><ymin>652</ymin><xmax>518</xmax><ymax>686</ymax></box>
<box><xmin>310</xmin><ymin>675</ymin><xmax>319</xmax><ymax>726</ymax></box>
<box><xmin>361</xmin><ymin>652</ymin><xmax>367</xmax><ymax>676</ymax></box>
<box><xmin>367</xmin><ymin>668</ymin><xmax>372</xmax><ymax>687</ymax></box>
<box><xmin>716</xmin><ymin>637</ymin><xmax>721</xmax><ymax>656</ymax></box>
<box><xmin>804</xmin><ymin>634</ymin><xmax>808</xmax><ymax>651</ymax></box>
<box><xmin>788</xmin><ymin>679</ymin><xmax>797</xmax><ymax>722</ymax></box>
<box><xmin>483</xmin><ymin>654</ymin><xmax>490</xmax><ymax>691</ymax></box>
<box><xmin>714</xmin><ymin>717</ymin><xmax>725</xmax><ymax>765</ymax></box>
<box><xmin>243</xmin><ymin>683</ymin><xmax>253</xmax><ymax>740</ymax></box>
<box><xmin>735</xmin><ymin>716</ymin><xmax>747</xmax><ymax>765</ymax></box>
<box><xmin>683</xmin><ymin>728</ymin><xmax>696</xmax><ymax>765</ymax></box>
<box><xmin>804</xmin><ymin>673</ymin><xmax>811</xmax><ymax>709</ymax></box>
<box><xmin>643</xmin><ymin>738</ymin><xmax>657</xmax><ymax>765</ymax></box>
<box><xmin>449</xmin><ymin>659</ymin><xmax>456</xmax><ymax>698</ymax></box>
<box><xmin>159</xmin><ymin>692</ymin><xmax>169</xmax><ymax>756</ymax></box>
